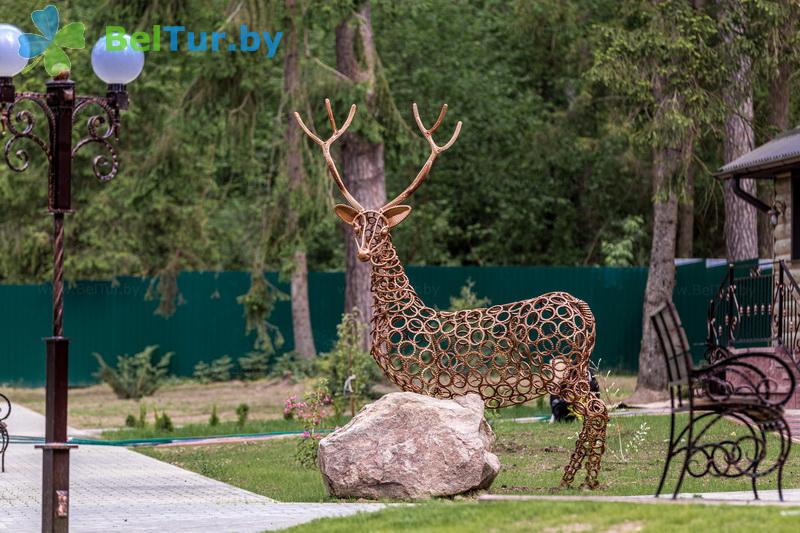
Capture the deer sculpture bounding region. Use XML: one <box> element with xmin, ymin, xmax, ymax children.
<box><xmin>294</xmin><ymin>99</ymin><xmax>608</xmax><ymax>488</ymax></box>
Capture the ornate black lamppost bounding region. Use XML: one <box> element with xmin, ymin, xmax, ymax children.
<box><xmin>0</xmin><ymin>26</ymin><xmax>143</xmax><ymax>533</ymax></box>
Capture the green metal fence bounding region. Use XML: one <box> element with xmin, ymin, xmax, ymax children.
<box><xmin>0</xmin><ymin>262</ymin><xmax>726</xmax><ymax>386</ymax></box>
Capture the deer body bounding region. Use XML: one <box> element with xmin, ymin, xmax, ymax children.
<box><xmin>295</xmin><ymin>99</ymin><xmax>608</xmax><ymax>489</ymax></box>
<box><xmin>368</xmin><ymin>229</ymin><xmax>595</xmax><ymax>409</ymax></box>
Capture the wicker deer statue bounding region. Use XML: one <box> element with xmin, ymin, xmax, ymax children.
<box><xmin>294</xmin><ymin>99</ymin><xmax>608</xmax><ymax>488</ymax></box>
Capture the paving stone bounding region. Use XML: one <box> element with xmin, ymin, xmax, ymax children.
<box><xmin>0</xmin><ymin>404</ymin><xmax>383</xmax><ymax>532</ymax></box>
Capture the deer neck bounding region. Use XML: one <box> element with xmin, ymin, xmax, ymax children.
<box><xmin>369</xmin><ymin>235</ymin><xmax>425</xmax><ymax>318</ymax></box>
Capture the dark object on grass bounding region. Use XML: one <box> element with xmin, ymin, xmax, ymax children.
<box><xmin>651</xmin><ymin>301</ymin><xmax>794</xmax><ymax>501</ymax></box>
<box><xmin>550</xmin><ymin>372</ymin><xmax>600</xmax><ymax>422</ymax></box>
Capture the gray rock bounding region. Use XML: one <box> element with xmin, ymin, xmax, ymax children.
<box><xmin>317</xmin><ymin>392</ymin><xmax>500</xmax><ymax>499</ymax></box>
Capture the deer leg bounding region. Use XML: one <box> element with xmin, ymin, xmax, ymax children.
<box><xmin>558</xmin><ymin>379</ymin><xmax>608</xmax><ymax>489</ymax></box>
<box><xmin>560</xmin><ymin>414</ymin><xmax>590</xmax><ymax>488</ymax></box>
<box><xmin>580</xmin><ymin>396</ymin><xmax>608</xmax><ymax>489</ymax></box>
<box><xmin>559</xmin><ymin>380</ymin><xmax>591</xmax><ymax>488</ymax></box>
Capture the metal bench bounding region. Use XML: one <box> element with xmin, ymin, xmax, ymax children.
<box><xmin>0</xmin><ymin>392</ymin><xmax>9</xmax><ymax>473</ymax></box>
<box><xmin>651</xmin><ymin>301</ymin><xmax>794</xmax><ymax>500</ymax></box>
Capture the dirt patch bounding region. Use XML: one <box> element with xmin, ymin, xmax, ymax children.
<box><xmin>496</xmin><ymin>441</ymin><xmax>527</xmax><ymax>453</ymax></box>
<box><xmin>496</xmin><ymin>485</ymin><xmax>533</xmax><ymax>493</ymax></box>
<box><xmin>623</xmin><ymin>386</ymin><xmax>668</xmax><ymax>405</ymax></box>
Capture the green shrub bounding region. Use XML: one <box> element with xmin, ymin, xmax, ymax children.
<box><xmin>319</xmin><ymin>310</ymin><xmax>379</xmax><ymax>417</ymax></box>
<box><xmin>448</xmin><ymin>278</ymin><xmax>491</xmax><ymax>311</ymax></box>
<box><xmin>295</xmin><ymin>379</ymin><xmax>332</xmax><ymax>468</ymax></box>
<box><xmin>93</xmin><ymin>346</ymin><xmax>173</xmax><ymax>400</ymax></box>
<box><xmin>236</xmin><ymin>403</ymin><xmax>250</xmax><ymax>428</ymax></box>
<box><xmin>124</xmin><ymin>414</ymin><xmax>137</xmax><ymax>428</ymax></box>
<box><xmin>209</xmin><ymin>405</ymin><xmax>220</xmax><ymax>427</ymax></box>
<box><xmin>154</xmin><ymin>409</ymin><xmax>174</xmax><ymax>432</ymax></box>
<box><xmin>270</xmin><ymin>352</ymin><xmax>317</xmax><ymax>382</ymax></box>
<box><xmin>238</xmin><ymin>351</ymin><xmax>270</xmax><ymax>381</ymax></box>
<box><xmin>137</xmin><ymin>404</ymin><xmax>147</xmax><ymax>428</ymax></box>
<box><xmin>193</xmin><ymin>355</ymin><xmax>234</xmax><ymax>383</ymax></box>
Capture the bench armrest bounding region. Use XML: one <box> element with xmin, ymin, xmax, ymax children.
<box><xmin>693</xmin><ymin>351</ymin><xmax>797</xmax><ymax>408</ymax></box>
<box><xmin>0</xmin><ymin>393</ymin><xmax>9</xmax><ymax>422</ymax></box>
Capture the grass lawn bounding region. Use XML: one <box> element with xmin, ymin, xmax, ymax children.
<box><xmin>5</xmin><ymin>377</ymin><xmax>309</xmax><ymax>429</ymax></box>
<box><xmin>141</xmin><ymin>413</ymin><xmax>800</xmax><ymax>502</ymax></box>
<box><xmin>139</xmin><ymin>439</ymin><xmax>332</xmax><ymax>502</ymax></box>
<box><xmin>284</xmin><ymin>500</ymin><xmax>800</xmax><ymax>532</ymax></box>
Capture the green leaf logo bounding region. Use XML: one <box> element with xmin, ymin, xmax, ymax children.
<box><xmin>18</xmin><ymin>5</ymin><xmax>85</xmax><ymax>76</ymax></box>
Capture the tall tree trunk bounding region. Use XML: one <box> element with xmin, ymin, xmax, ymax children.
<box><xmin>757</xmin><ymin>180</ymin><xmax>774</xmax><ymax>259</ymax></box>
<box><xmin>635</xmin><ymin>146</ymin><xmax>679</xmax><ymax>397</ymax></box>
<box><xmin>768</xmin><ymin>62</ymin><xmax>791</xmax><ymax>134</ymax></box>
<box><xmin>336</xmin><ymin>1</ymin><xmax>386</xmax><ymax>350</ymax></box>
<box><xmin>676</xmin><ymin>163</ymin><xmax>694</xmax><ymax>258</ymax></box>
<box><xmin>284</xmin><ymin>0</ymin><xmax>317</xmax><ymax>359</ymax></box>
<box><xmin>633</xmin><ymin>74</ymin><xmax>684</xmax><ymax>399</ymax></box>
<box><xmin>720</xmin><ymin>1</ymin><xmax>758</xmax><ymax>262</ymax></box>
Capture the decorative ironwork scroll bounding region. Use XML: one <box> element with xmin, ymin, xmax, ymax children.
<box><xmin>2</xmin><ymin>92</ymin><xmax>53</xmax><ymax>173</ymax></box>
<box><xmin>0</xmin><ymin>392</ymin><xmax>10</xmax><ymax>473</ymax></box>
<box><xmin>295</xmin><ymin>99</ymin><xmax>609</xmax><ymax>489</ymax></box>
<box><xmin>72</xmin><ymin>96</ymin><xmax>120</xmax><ymax>181</ymax></box>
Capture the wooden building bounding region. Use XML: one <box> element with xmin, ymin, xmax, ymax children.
<box><xmin>715</xmin><ymin>129</ymin><xmax>800</xmax><ymax>407</ymax></box>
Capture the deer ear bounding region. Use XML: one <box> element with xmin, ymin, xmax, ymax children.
<box><xmin>383</xmin><ymin>205</ymin><xmax>412</xmax><ymax>227</ymax></box>
<box><xmin>334</xmin><ymin>204</ymin><xmax>359</xmax><ymax>225</ymax></box>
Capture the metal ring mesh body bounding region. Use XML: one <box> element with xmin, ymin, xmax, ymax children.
<box><xmin>368</xmin><ymin>229</ymin><xmax>596</xmax><ymax>407</ymax></box>
<box><xmin>362</xmin><ymin>212</ymin><xmax>608</xmax><ymax>487</ymax></box>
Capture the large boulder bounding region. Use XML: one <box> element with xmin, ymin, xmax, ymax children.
<box><xmin>317</xmin><ymin>392</ymin><xmax>500</xmax><ymax>499</ymax></box>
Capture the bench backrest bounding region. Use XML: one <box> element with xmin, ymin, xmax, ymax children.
<box><xmin>650</xmin><ymin>301</ymin><xmax>693</xmax><ymax>400</ymax></box>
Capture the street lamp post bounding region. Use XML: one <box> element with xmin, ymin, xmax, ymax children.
<box><xmin>0</xmin><ymin>27</ymin><xmax>143</xmax><ymax>533</ymax></box>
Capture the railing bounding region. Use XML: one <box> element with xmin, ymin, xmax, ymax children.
<box><xmin>776</xmin><ymin>263</ymin><xmax>800</xmax><ymax>368</ymax></box>
<box><xmin>707</xmin><ymin>260</ymin><xmax>800</xmax><ymax>369</ymax></box>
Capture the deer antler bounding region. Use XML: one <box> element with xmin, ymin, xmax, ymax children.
<box><xmin>383</xmin><ymin>103</ymin><xmax>462</xmax><ymax>210</ymax></box>
<box><xmin>293</xmin><ymin>99</ymin><xmax>364</xmax><ymax>210</ymax></box>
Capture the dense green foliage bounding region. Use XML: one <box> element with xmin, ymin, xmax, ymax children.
<box><xmin>1</xmin><ymin>1</ymin><xmax>797</xmax><ymax>286</ymax></box>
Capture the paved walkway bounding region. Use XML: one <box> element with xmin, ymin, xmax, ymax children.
<box><xmin>0</xmin><ymin>404</ymin><xmax>382</xmax><ymax>532</ymax></box>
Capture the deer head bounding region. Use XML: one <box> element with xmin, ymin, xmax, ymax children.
<box><xmin>293</xmin><ymin>99</ymin><xmax>462</xmax><ymax>261</ymax></box>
